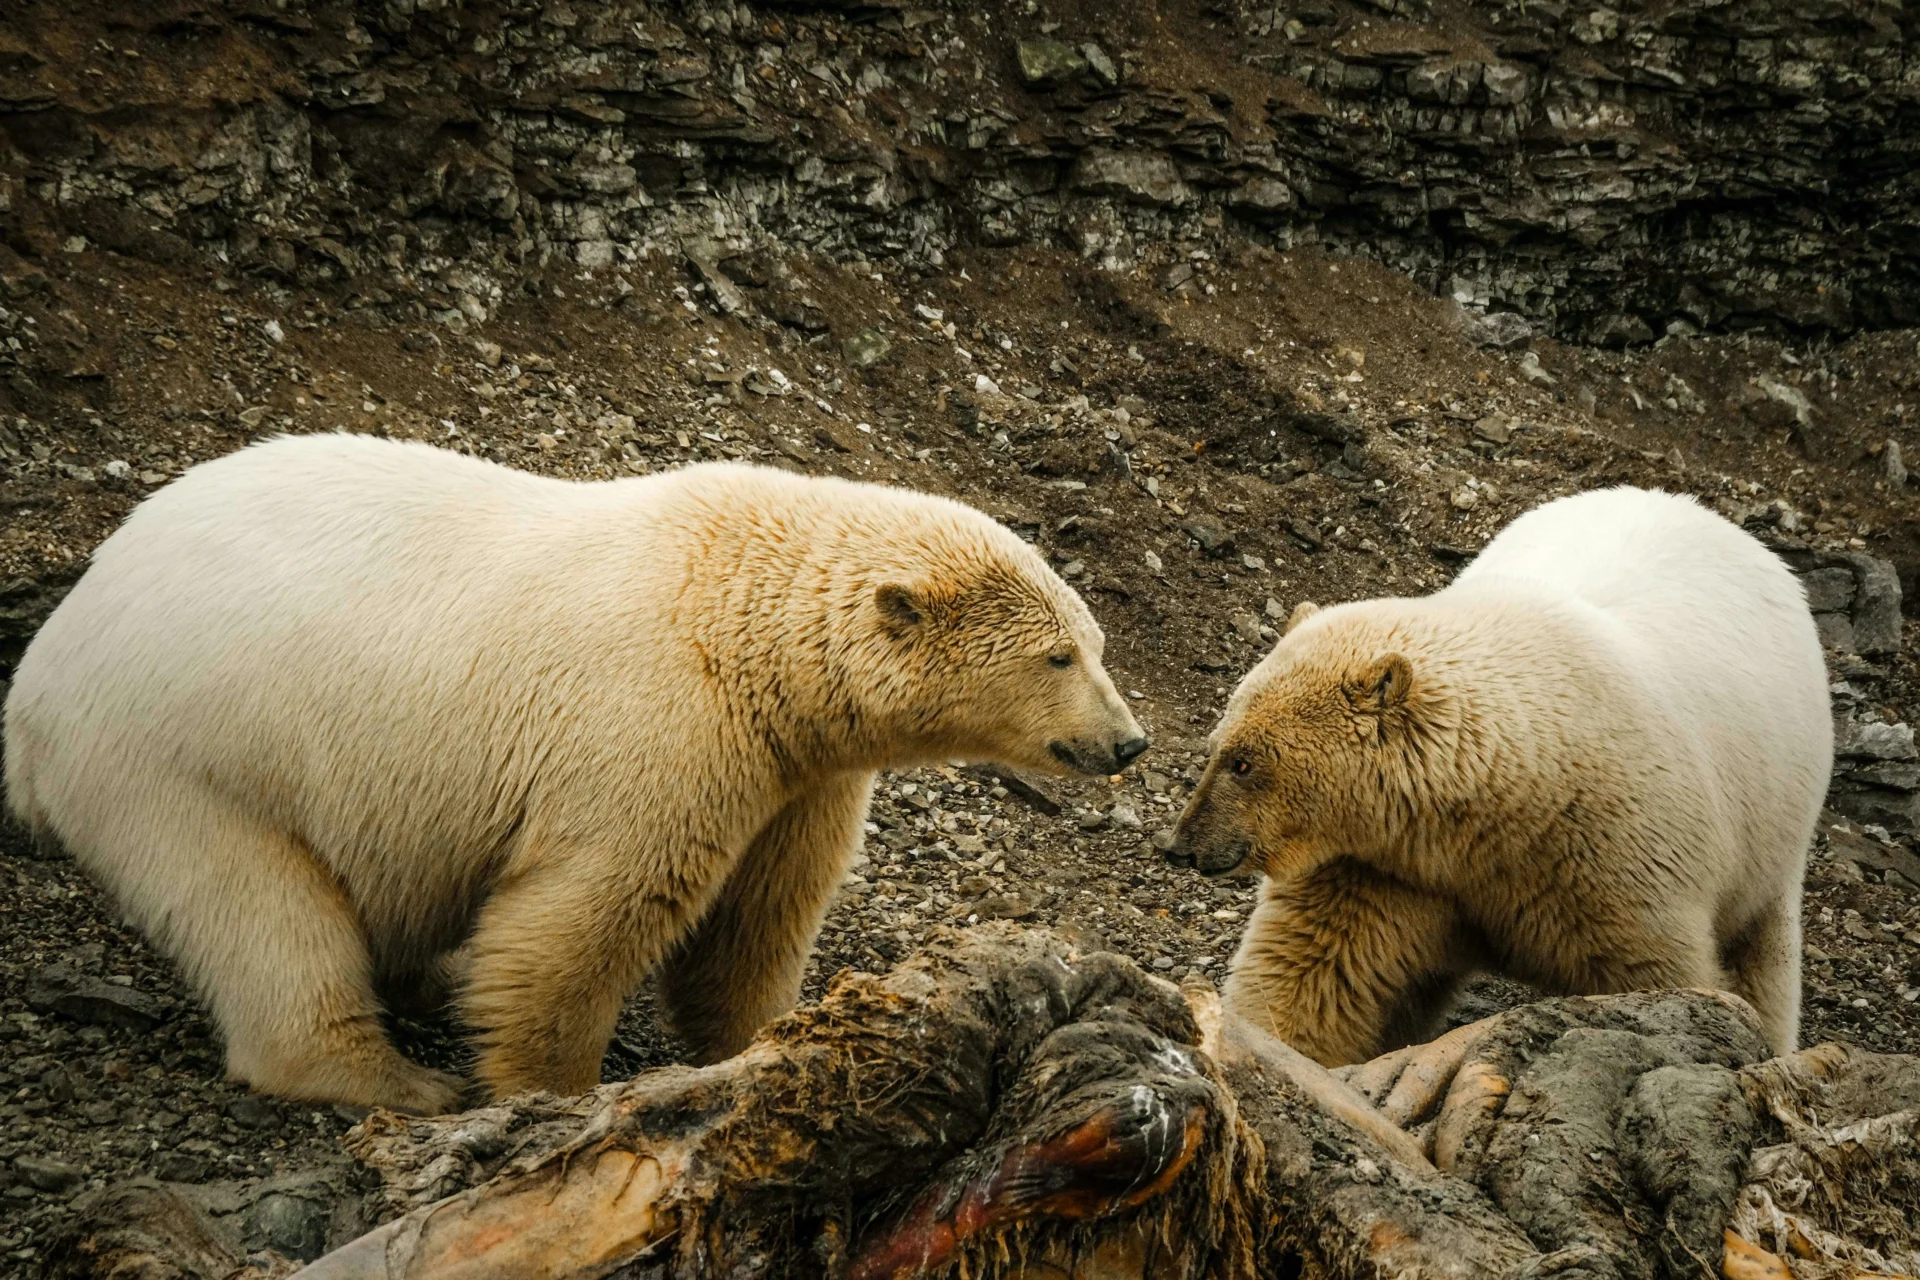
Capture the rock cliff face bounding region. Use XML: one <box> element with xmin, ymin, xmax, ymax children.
<box><xmin>2</xmin><ymin>0</ymin><xmax>1916</xmax><ymax>346</ymax></box>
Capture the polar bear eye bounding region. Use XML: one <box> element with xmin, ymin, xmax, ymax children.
<box><xmin>1231</xmin><ymin>757</ymin><xmax>1253</xmax><ymax>777</ymax></box>
<box><xmin>1048</xmin><ymin>651</ymin><xmax>1074</xmax><ymax>669</ymax></box>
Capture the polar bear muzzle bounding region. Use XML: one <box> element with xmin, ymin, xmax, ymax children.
<box><xmin>1164</xmin><ymin>767</ymin><xmax>1257</xmax><ymax>876</ymax></box>
<box><xmin>1049</xmin><ymin>733</ymin><xmax>1151</xmax><ymax>775</ymax></box>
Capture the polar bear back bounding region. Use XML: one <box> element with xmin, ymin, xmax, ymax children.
<box><xmin>1454</xmin><ymin>486</ymin><xmax>1832</xmax><ymax>899</ymax></box>
<box><xmin>5</xmin><ymin>436</ymin><xmax>694</xmax><ymax>936</ymax></box>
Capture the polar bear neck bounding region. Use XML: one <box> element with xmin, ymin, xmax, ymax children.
<box><xmin>1351</xmin><ymin>588</ymin><xmax>1663</xmax><ymax>885</ymax></box>
<box><xmin>653</xmin><ymin>467</ymin><xmax>1049</xmax><ymax>782</ymax></box>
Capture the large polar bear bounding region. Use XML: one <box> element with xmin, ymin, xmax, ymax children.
<box><xmin>1166</xmin><ymin>487</ymin><xmax>1831</xmax><ymax>1064</ymax></box>
<box><xmin>4</xmin><ymin>433</ymin><xmax>1149</xmax><ymax>1112</ymax></box>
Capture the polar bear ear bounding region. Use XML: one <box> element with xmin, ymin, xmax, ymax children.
<box><xmin>1284</xmin><ymin>601</ymin><xmax>1320</xmax><ymax>635</ymax></box>
<box><xmin>876</xmin><ymin>583</ymin><xmax>926</xmax><ymax>636</ymax></box>
<box><xmin>1345</xmin><ymin>653</ymin><xmax>1413</xmax><ymax>716</ymax></box>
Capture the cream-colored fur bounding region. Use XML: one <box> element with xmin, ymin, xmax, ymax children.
<box><xmin>1170</xmin><ymin>487</ymin><xmax>1831</xmax><ymax>1063</ymax></box>
<box><xmin>3</xmin><ymin>434</ymin><xmax>1147</xmax><ymax>1111</ymax></box>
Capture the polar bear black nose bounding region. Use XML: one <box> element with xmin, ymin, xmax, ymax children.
<box><xmin>1114</xmin><ymin>737</ymin><xmax>1151</xmax><ymax>766</ymax></box>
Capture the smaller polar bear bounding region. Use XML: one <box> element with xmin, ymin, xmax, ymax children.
<box><xmin>4</xmin><ymin>434</ymin><xmax>1148</xmax><ymax>1112</ymax></box>
<box><xmin>1167</xmin><ymin>487</ymin><xmax>1831</xmax><ymax>1064</ymax></box>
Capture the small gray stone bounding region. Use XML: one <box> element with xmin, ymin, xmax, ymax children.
<box><xmin>976</xmin><ymin>894</ymin><xmax>1033</xmax><ymax>920</ymax></box>
<box><xmin>1070</xmin><ymin>149</ymin><xmax>1191</xmax><ymax>206</ymax></box>
<box><xmin>27</xmin><ymin>964</ymin><xmax>162</xmax><ymax>1032</ymax></box>
<box><xmin>1150</xmin><ymin>828</ymin><xmax>1178</xmax><ymax>852</ymax></box>
<box><xmin>1843</xmin><ymin>553</ymin><xmax>1903</xmax><ymax>655</ymax></box>
<box><xmin>1749</xmin><ymin>377</ymin><xmax>1814</xmax><ymax>433</ymax></box>
<box><xmin>41</xmin><ymin>1063</ymin><xmax>88</xmax><ymax>1103</ymax></box>
<box><xmin>1846</xmin><ymin>760</ymin><xmax>1920</xmax><ymax>791</ymax></box>
<box><xmin>1816</xmin><ymin>613</ymin><xmax>1857</xmax><ymax>652</ymax></box>
<box><xmin>1231</xmin><ymin>610</ymin><xmax>1263</xmax><ymax>642</ymax></box>
<box><xmin>1828</xmin><ymin>787</ymin><xmax>1920</xmax><ymax>836</ymax></box>
<box><xmin>1473</xmin><ymin>415</ymin><xmax>1514</xmax><ymax>444</ymax></box>
<box><xmin>684</xmin><ymin>242</ymin><xmax>748</xmax><ymax>316</ymax></box>
<box><xmin>247</xmin><ymin>1187</ymin><xmax>334</xmax><ymax>1261</ymax></box>
<box><xmin>1518</xmin><ymin>352</ymin><xmax>1557</xmax><ymax>386</ymax></box>
<box><xmin>569</xmin><ymin>162</ymin><xmax>636</xmax><ymax>195</ymax></box>
<box><xmin>152</xmin><ymin>1150</ymin><xmax>212</xmax><ymax>1183</ymax></box>
<box><xmin>842</xmin><ymin>328</ymin><xmax>892</xmax><ymax>369</ymax></box>
<box><xmin>1481</xmin><ymin>61</ymin><xmax>1532</xmax><ymax>104</ymax></box>
<box><xmin>1827</xmin><ymin>826</ymin><xmax>1920</xmax><ymax>887</ymax></box>
<box><xmin>1081</xmin><ymin>42</ymin><xmax>1118</xmax><ymax>86</ymax></box>
<box><xmin>1182</xmin><ymin>516</ymin><xmax>1234</xmax><ymax>557</ymax></box>
<box><xmin>1229</xmin><ymin>177</ymin><xmax>1294</xmax><ymax>212</ymax></box>
<box><xmin>1800</xmin><ymin>567</ymin><xmax>1857</xmax><ymax>613</ymax></box>
<box><xmin>1835</xmin><ymin>719</ymin><xmax>1917</xmax><ymax>763</ymax></box>
<box><xmin>1459</xmin><ymin>309</ymin><xmax>1534</xmax><ymax>349</ymax></box>
<box><xmin>1017</xmin><ymin>37</ymin><xmax>1087</xmax><ymax>85</ymax></box>
<box><xmin>15</xmin><ymin>1155</ymin><xmax>82</xmax><ymax>1193</ymax></box>
<box><xmin>227</xmin><ymin>1094</ymin><xmax>281</xmax><ymax>1130</ymax></box>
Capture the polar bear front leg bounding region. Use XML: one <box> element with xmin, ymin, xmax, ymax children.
<box><xmin>460</xmin><ymin>855</ymin><xmax>701</xmax><ymax>1098</ymax></box>
<box><xmin>1224</xmin><ymin>857</ymin><xmax>1467</xmax><ymax>1067</ymax></box>
<box><xmin>658</xmin><ymin>771</ymin><xmax>875</xmax><ymax>1063</ymax></box>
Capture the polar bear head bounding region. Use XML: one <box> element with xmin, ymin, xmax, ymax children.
<box><xmin>1164</xmin><ymin>599</ymin><xmax>1460</xmax><ymax>877</ymax></box>
<box><xmin>848</xmin><ymin>505</ymin><xmax>1149</xmax><ymax>779</ymax></box>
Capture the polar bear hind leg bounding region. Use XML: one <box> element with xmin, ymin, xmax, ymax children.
<box><xmin>1721</xmin><ymin>885</ymin><xmax>1803</xmax><ymax>1055</ymax></box>
<box><xmin>110</xmin><ymin>788</ymin><xmax>461</xmax><ymax>1113</ymax></box>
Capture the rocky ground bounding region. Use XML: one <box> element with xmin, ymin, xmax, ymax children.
<box><xmin>2</xmin><ymin>0</ymin><xmax>1920</xmax><ymax>1271</ymax></box>
<box><xmin>1</xmin><ymin>235</ymin><xmax>1918</xmax><ymax>1273</ymax></box>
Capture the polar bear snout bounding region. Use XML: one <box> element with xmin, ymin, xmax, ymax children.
<box><xmin>1026</xmin><ymin>660</ymin><xmax>1150</xmax><ymax>777</ymax></box>
<box><xmin>1048</xmin><ymin>732</ymin><xmax>1152</xmax><ymax>775</ymax></box>
<box><xmin>1163</xmin><ymin>831</ymin><xmax>1252</xmax><ymax>878</ymax></box>
<box><xmin>1166</xmin><ymin>775</ymin><xmax>1256</xmax><ymax>877</ymax></box>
